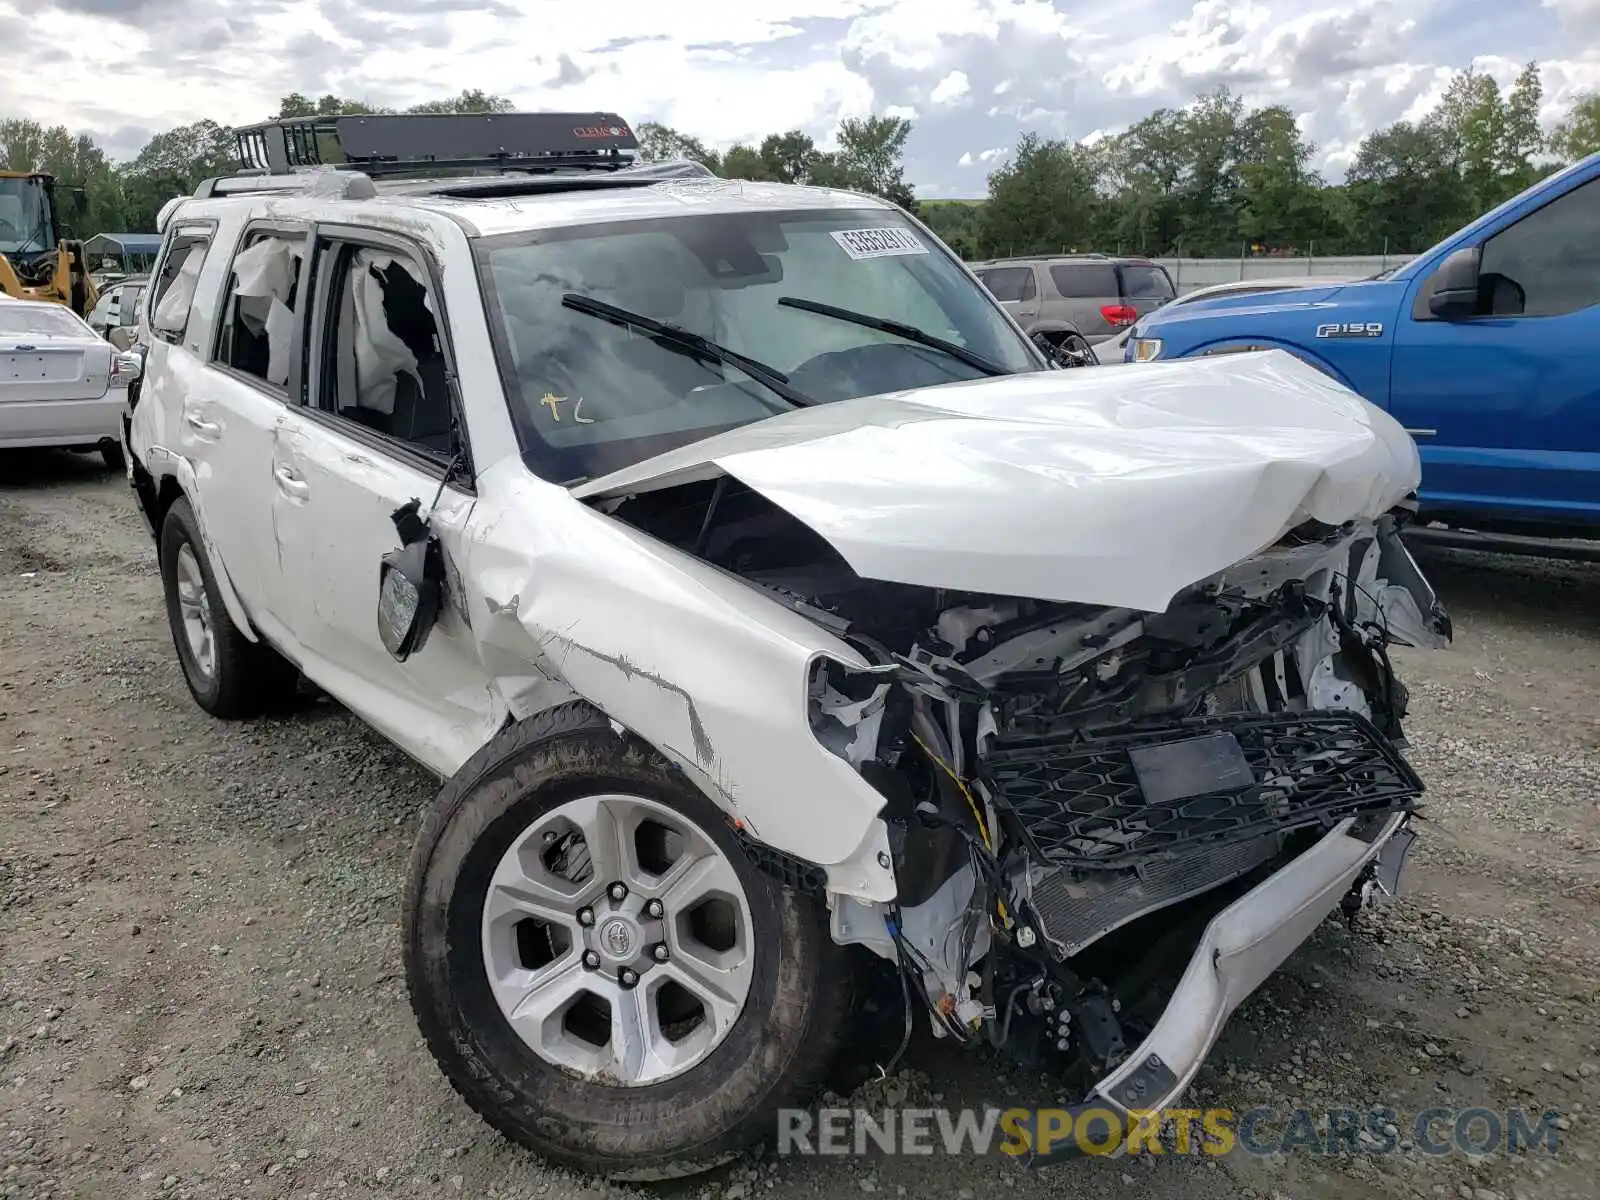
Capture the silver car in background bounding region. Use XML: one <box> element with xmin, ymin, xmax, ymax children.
<box><xmin>0</xmin><ymin>297</ymin><xmax>142</xmax><ymax>469</ymax></box>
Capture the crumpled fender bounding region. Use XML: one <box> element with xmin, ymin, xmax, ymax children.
<box><xmin>464</xmin><ymin>461</ymin><xmax>898</xmax><ymax>903</ymax></box>
<box><xmin>128</xmin><ymin>402</ymin><xmax>259</xmax><ymax>644</ymax></box>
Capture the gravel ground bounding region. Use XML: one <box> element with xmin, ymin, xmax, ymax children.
<box><xmin>2</xmin><ymin>450</ymin><xmax>1597</xmax><ymax>1200</ymax></box>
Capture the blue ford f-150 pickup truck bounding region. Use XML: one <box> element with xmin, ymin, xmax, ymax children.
<box><xmin>1126</xmin><ymin>152</ymin><xmax>1600</xmax><ymax>541</ymax></box>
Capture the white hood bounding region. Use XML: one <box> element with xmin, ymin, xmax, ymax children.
<box><xmin>574</xmin><ymin>350</ymin><xmax>1422</xmax><ymax>613</ymax></box>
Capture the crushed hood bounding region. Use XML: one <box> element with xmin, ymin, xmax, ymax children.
<box><xmin>573</xmin><ymin>350</ymin><xmax>1422</xmax><ymax>613</ymax></box>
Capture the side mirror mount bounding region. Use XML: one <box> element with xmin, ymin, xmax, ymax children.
<box><xmin>377</xmin><ymin>498</ymin><xmax>445</xmax><ymax>661</ymax></box>
<box><xmin>1427</xmin><ymin>245</ymin><xmax>1482</xmax><ymax>320</ymax></box>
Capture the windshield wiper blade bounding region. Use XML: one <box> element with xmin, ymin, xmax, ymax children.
<box><xmin>561</xmin><ymin>292</ymin><xmax>816</xmax><ymax>408</ymax></box>
<box><xmin>776</xmin><ymin>296</ymin><xmax>1010</xmax><ymax>377</ymax></box>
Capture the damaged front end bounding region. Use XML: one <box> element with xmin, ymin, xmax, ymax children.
<box><xmin>598</xmin><ymin>467</ymin><xmax>1449</xmax><ymax>1152</ymax></box>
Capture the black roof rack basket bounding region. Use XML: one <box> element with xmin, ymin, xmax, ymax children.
<box><xmin>232</xmin><ymin>112</ymin><xmax>640</xmax><ymax>178</ymax></box>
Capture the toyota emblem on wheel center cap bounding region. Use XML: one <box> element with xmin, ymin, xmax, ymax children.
<box><xmin>599</xmin><ymin>917</ymin><xmax>633</xmax><ymax>958</ymax></box>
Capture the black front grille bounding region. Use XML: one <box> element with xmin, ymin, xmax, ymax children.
<box><xmin>988</xmin><ymin>711</ymin><xmax>1423</xmax><ymax>871</ymax></box>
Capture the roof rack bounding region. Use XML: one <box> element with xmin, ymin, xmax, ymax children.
<box><xmin>189</xmin><ymin>155</ymin><xmax>715</xmax><ymax>203</ymax></box>
<box><xmin>232</xmin><ymin>111</ymin><xmax>640</xmax><ymax>177</ymax></box>
<box><xmin>186</xmin><ymin>111</ymin><xmax>723</xmax><ymax>204</ymax></box>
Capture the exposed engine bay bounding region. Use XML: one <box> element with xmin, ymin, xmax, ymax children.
<box><xmin>602</xmin><ymin>474</ymin><xmax>1452</xmax><ymax>1089</ymax></box>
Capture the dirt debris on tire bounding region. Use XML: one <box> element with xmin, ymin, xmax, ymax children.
<box><xmin>1</xmin><ymin>452</ymin><xmax>1597</xmax><ymax>1200</ymax></box>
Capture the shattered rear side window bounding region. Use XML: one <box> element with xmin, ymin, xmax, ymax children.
<box><xmin>217</xmin><ymin>233</ymin><xmax>304</xmax><ymax>387</ymax></box>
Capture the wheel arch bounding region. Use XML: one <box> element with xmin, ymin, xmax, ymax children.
<box><xmin>1025</xmin><ymin>318</ymin><xmax>1087</xmax><ymax>340</ymax></box>
<box><xmin>140</xmin><ymin>449</ymin><xmax>261</xmax><ymax>644</ymax></box>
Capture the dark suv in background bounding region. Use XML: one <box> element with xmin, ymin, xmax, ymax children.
<box><xmin>970</xmin><ymin>253</ymin><xmax>1177</xmax><ymax>349</ymax></box>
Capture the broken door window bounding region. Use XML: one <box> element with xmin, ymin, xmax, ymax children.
<box><xmin>215</xmin><ymin>230</ymin><xmax>305</xmax><ymax>387</ymax></box>
<box><xmin>315</xmin><ymin>240</ymin><xmax>452</xmax><ymax>457</ymax></box>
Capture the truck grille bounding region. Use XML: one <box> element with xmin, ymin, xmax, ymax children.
<box><xmin>988</xmin><ymin>711</ymin><xmax>1422</xmax><ymax>871</ymax></box>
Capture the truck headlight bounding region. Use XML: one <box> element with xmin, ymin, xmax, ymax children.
<box><xmin>1128</xmin><ymin>337</ymin><xmax>1163</xmax><ymax>363</ymax></box>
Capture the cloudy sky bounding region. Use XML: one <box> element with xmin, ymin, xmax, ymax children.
<box><xmin>4</xmin><ymin>0</ymin><xmax>1600</xmax><ymax>195</ymax></box>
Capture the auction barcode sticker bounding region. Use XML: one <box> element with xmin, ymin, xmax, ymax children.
<box><xmin>830</xmin><ymin>227</ymin><xmax>928</xmax><ymax>260</ymax></box>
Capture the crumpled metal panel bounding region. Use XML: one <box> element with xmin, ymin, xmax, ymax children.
<box><xmin>575</xmin><ymin>350</ymin><xmax>1423</xmax><ymax>614</ymax></box>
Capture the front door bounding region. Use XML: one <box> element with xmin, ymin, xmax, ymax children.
<box><xmin>1389</xmin><ymin>175</ymin><xmax>1600</xmax><ymax>526</ymax></box>
<box><xmin>267</xmin><ymin>226</ymin><xmax>495</xmax><ymax>774</ymax></box>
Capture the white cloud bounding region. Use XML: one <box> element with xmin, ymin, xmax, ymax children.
<box><xmin>958</xmin><ymin>145</ymin><xmax>1010</xmax><ymax>166</ymax></box>
<box><xmin>930</xmin><ymin>70</ymin><xmax>972</xmax><ymax>105</ymax></box>
<box><xmin>4</xmin><ymin>0</ymin><xmax>1599</xmax><ymax>193</ymax></box>
<box><xmin>1544</xmin><ymin>0</ymin><xmax>1600</xmax><ymax>29</ymax></box>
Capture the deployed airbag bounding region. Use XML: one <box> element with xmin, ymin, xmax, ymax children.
<box><xmin>229</xmin><ymin>237</ymin><xmax>303</xmax><ymax>385</ymax></box>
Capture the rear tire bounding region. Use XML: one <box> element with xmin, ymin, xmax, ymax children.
<box><xmin>158</xmin><ymin>497</ymin><xmax>298</xmax><ymax>718</ymax></box>
<box><xmin>100</xmin><ymin>442</ymin><xmax>125</xmax><ymax>472</ymax></box>
<box><xmin>404</xmin><ymin>704</ymin><xmax>853</xmax><ymax>1180</ymax></box>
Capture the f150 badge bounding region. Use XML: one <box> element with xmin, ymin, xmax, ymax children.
<box><xmin>1315</xmin><ymin>322</ymin><xmax>1384</xmax><ymax>338</ymax></box>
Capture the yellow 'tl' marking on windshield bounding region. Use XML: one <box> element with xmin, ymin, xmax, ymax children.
<box><xmin>540</xmin><ymin>392</ymin><xmax>565</xmax><ymax>421</ymax></box>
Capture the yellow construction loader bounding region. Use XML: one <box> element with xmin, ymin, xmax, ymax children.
<box><xmin>0</xmin><ymin>170</ymin><xmax>98</xmax><ymax>318</ymax></box>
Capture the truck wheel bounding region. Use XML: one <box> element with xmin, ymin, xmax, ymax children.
<box><xmin>158</xmin><ymin>497</ymin><xmax>299</xmax><ymax>718</ymax></box>
<box><xmin>404</xmin><ymin>704</ymin><xmax>852</xmax><ymax>1180</ymax></box>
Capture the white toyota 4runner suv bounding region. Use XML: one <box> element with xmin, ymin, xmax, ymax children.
<box><xmin>125</xmin><ymin>112</ymin><xmax>1452</xmax><ymax>1178</ymax></box>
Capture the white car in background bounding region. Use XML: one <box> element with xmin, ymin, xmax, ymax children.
<box><xmin>86</xmin><ymin>274</ymin><xmax>150</xmax><ymax>341</ymax></box>
<box><xmin>0</xmin><ymin>296</ymin><xmax>142</xmax><ymax>469</ymax></box>
<box><xmin>1093</xmin><ymin>276</ymin><xmax>1360</xmax><ymax>364</ymax></box>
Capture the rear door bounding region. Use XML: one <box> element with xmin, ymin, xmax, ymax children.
<box><xmin>267</xmin><ymin>223</ymin><xmax>495</xmax><ymax>770</ymax></box>
<box><xmin>173</xmin><ymin>221</ymin><xmax>311</xmax><ymax>641</ymax></box>
<box><xmin>974</xmin><ymin>265</ymin><xmax>1039</xmax><ymax>327</ymax></box>
<box><xmin>1390</xmin><ymin>175</ymin><xmax>1600</xmax><ymax>525</ymax></box>
<box><xmin>1046</xmin><ymin>262</ymin><xmax>1120</xmax><ymax>341</ymax></box>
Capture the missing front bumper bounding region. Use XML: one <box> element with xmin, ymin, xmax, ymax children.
<box><xmin>990</xmin><ymin>711</ymin><xmax>1423</xmax><ymax>872</ymax></box>
<box><xmin>1022</xmin><ymin>809</ymin><xmax>1413</xmax><ymax>1167</ymax></box>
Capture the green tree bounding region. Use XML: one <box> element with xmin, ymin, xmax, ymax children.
<box><xmin>120</xmin><ymin>119</ymin><xmax>237</xmax><ymax>230</ymax></box>
<box><xmin>1426</xmin><ymin>67</ymin><xmax>1508</xmax><ymax>211</ymax></box>
<box><xmin>407</xmin><ymin>90</ymin><xmax>515</xmax><ymax>115</ymax></box>
<box><xmin>635</xmin><ymin>122</ymin><xmax>722</xmax><ymax>171</ymax></box>
<box><xmin>719</xmin><ymin>144</ymin><xmax>772</xmax><ymax>180</ymax></box>
<box><xmin>1235</xmin><ymin>105</ymin><xmax>1329</xmax><ymax>251</ymax></box>
<box><xmin>917</xmin><ymin>201</ymin><xmax>984</xmax><ymax>259</ymax></box>
<box><xmin>1175</xmin><ymin>87</ymin><xmax>1248</xmax><ymax>256</ymax></box>
<box><xmin>1344</xmin><ymin>120</ymin><xmax>1461</xmax><ymax>253</ymax></box>
<box><xmin>1</xmin><ymin>119</ymin><xmax>129</xmax><ymax>235</ymax></box>
<box><xmin>978</xmin><ymin>133</ymin><xmax>1101</xmax><ymax>256</ymax></box>
<box><xmin>757</xmin><ymin>130</ymin><xmax>819</xmax><ymax>184</ymax></box>
<box><xmin>1097</xmin><ymin>108</ymin><xmax>1189</xmax><ymax>254</ymax></box>
<box><xmin>1550</xmin><ymin>92</ymin><xmax>1600</xmax><ymax>162</ymax></box>
<box><xmin>827</xmin><ymin>116</ymin><xmax>916</xmax><ymax>209</ymax></box>
<box><xmin>1499</xmin><ymin>63</ymin><xmax>1546</xmax><ymax>194</ymax></box>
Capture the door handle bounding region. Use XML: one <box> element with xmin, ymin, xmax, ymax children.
<box><xmin>273</xmin><ymin>464</ymin><xmax>310</xmax><ymax>498</ymax></box>
<box><xmin>185</xmin><ymin>411</ymin><xmax>221</xmax><ymax>437</ymax></box>
<box><xmin>1404</xmin><ymin>428</ymin><xmax>1438</xmax><ymax>437</ymax></box>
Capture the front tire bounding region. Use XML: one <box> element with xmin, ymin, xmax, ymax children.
<box><xmin>404</xmin><ymin>704</ymin><xmax>852</xmax><ymax>1180</ymax></box>
<box><xmin>158</xmin><ymin>497</ymin><xmax>298</xmax><ymax>718</ymax></box>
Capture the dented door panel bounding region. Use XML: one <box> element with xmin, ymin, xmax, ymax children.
<box><xmin>269</xmin><ymin>411</ymin><xmax>497</xmax><ymax>773</ymax></box>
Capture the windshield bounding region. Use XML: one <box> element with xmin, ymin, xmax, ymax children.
<box><xmin>475</xmin><ymin>207</ymin><xmax>1042</xmax><ymax>483</ymax></box>
<box><xmin>0</xmin><ymin>177</ymin><xmax>54</xmax><ymax>258</ymax></box>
